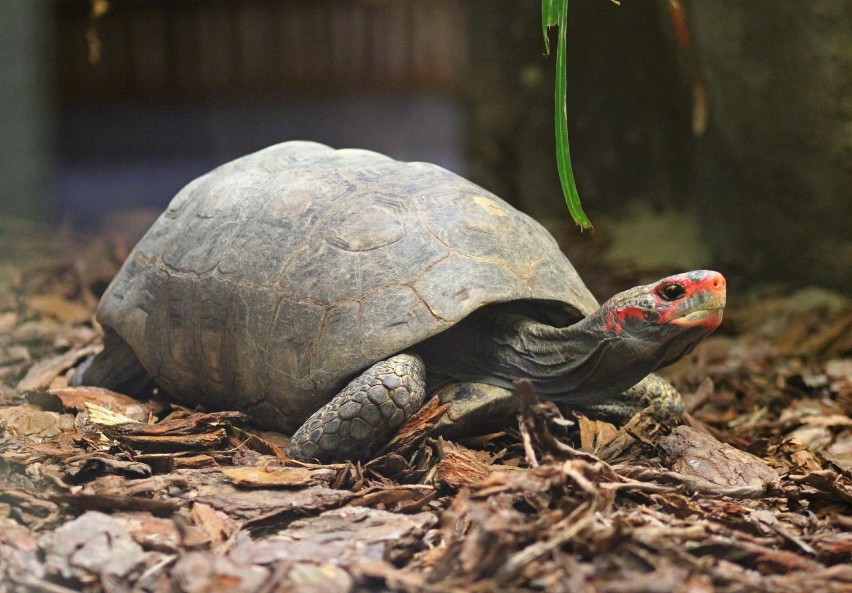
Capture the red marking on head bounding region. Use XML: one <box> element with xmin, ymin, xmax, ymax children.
<box><xmin>617</xmin><ymin>307</ymin><xmax>647</xmax><ymax>324</ymax></box>
<box><xmin>602</xmin><ymin>310</ymin><xmax>621</xmax><ymax>334</ymax></box>
<box><xmin>602</xmin><ymin>307</ymin><xmax>647</xmax><ymax>335</ymax></box>
<box><xmin>598</xmin><ymin>270</ymin><xmax>726</xmax><ymax>336</ymax></box>
<box><xmin>656</xmin><ymin>271</ymin><xmax>726</xmax><ymax>328</ymax></box>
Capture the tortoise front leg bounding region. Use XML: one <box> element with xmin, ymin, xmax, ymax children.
<box><xmin>577</xmin><ymin>373</ymin><xmax>684</xmax><ymax>423</ymax></box>
<box><xmin>287</xmin><ymin>354</ymin><xmax>426</xmax><ymax>463</ymax></box>
<box><xmin>430</xmin><ymin>382</ymin><xmax>518</xmax><ymax>438</ymax></box>
<box><xmin>428</xmin><ymin>374</ymin><xmax>683</xmax><ymax>441</ymax></box>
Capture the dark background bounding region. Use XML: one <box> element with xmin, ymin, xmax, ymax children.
<box><xmin>1</xmin><ymin>0</ymin><xmax>849</xmax><ymax>292</ymax></box>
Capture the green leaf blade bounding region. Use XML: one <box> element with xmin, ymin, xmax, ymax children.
<box><xmin>541</xmin><ymin>0</ymin><xmax>559</xmax><ymax>54</ymax></box>
<box><xmin>543</xmin><ymin>0</ymin><xmax>592</xmax><ymax>229</ymax></box>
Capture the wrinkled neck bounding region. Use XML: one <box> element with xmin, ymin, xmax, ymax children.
<box><xmin>418</xmin><ymin>307</ymin><xmax>689</xmax><ymax>407</ymax></box>
<box><xmin>505</xmin><ymin>312</ymin><xmax>662</xmax><ymax>405</ymax></box>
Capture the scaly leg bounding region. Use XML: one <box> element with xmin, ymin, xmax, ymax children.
<box><xmin>576</xmin><ymin>373</ymin><xmax>684</xmax><ymax>423</ymax></box>
<box><xmin>287</xmin><ymin>354</ymin><xmax>426</xmax><ymax>462</ymax></box>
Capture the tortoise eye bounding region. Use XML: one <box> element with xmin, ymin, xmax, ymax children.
<box><xmin>659</xmin><ymin>283</ymin><xmax>687</xmax><ymax>301</ymax></box>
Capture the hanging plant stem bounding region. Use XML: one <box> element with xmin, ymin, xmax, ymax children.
<box><xmin>542</xmin><ymin>0</ymin><xmax>592</xmax><ymax>228</ymax></box>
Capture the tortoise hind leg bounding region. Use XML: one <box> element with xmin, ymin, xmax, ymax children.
<box><xmin>577</xmin><ymin>373</ymin><xmax>684</xmax><ymax>423</ymax></box>
<box><xmin>74</xmin><ymin>328</ymin><xmax>157</xmax><ymax>396</ymax></box>
<box><xmin>287</xmin><ymin>354</ymin><xmax>426</xmax><ymax>463</ymax></box>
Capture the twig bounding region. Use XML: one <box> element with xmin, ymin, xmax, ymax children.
<box><xmin>518</xmin><ymin>413</ymin><xmax>538</xmax><ymax>467</ymax></box>
<box><xmin>514</xmin><ymin>379</ymin><xmax>599</xmax><ymax>464</ymax></box>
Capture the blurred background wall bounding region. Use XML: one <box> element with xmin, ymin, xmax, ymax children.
<box><xmin>689</xmin><ymin>1</ymin><xmax>851</xmax><ymax>292</ymax></box>
<box><xmin>52</xmin><ymin>0</ymin><xmax>468</xmax><ymax>226</ymax></box>
<box><xmin>0</xmin><ymin>0</ymin><xmax>55</xmax><ymax>219</ymax></box>
<box><xmin>0</xmin><ymin>0</ymin><xmax>849</xmax><ymax>291</ymax></box>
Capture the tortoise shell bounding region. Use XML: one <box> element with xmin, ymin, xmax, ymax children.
<box><xmin>97</xmin><ymin>142</ymin><xmax>599</xmax><ymax>432</ymax></box>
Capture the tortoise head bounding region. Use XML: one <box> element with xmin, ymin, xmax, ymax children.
<box><xmin>594</xmin><ymin>270</ymin><xmax>726</xmax><ymax>369</ymax></box>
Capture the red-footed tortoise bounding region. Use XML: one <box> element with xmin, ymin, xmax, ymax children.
<box><xmin>78</xmin><ymin>142</ymin><xmax>726</xmax><ymax>462</ymax></box>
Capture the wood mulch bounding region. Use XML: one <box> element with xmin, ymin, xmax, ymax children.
<box><xmin>0</xmin><ymin>220</ymin><xmax>850</xmax><ymax>593</ymax></box>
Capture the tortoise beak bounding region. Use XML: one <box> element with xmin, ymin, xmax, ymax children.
<box><xmin>670</xmin><ymin>271</ymin><xmax>726</xmax><ymax>329</ymax></box>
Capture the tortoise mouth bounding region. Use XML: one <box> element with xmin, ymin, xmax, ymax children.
<box><xmin>670</xmin><ymin>307</ymin><xmax>724</xmax><ymax>328</ymax></box>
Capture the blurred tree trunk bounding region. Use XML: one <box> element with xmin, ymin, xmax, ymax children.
<box><xmin>0</xmin><ymin>0</ymin><xmax>54</xmax><ymax>220</ymax></box>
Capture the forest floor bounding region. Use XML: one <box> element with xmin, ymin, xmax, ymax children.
<box><xmin>1</xmin><ymin>218</ymin><xmax>850</xmax><ymax>593</ymax></box>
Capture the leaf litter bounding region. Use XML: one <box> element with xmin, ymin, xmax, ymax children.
<box><xmin>0</xmin><ymin>222</ymin><xmax>850</xmax><ymax>593</ymax></box>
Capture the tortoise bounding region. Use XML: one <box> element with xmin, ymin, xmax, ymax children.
<box><xmin>78</xmin><ymin>141</ymin><xmax>726</xmax><ymax>462</ymax></box>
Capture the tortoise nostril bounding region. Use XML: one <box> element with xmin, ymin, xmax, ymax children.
<box><xmin>706</xmin><ymin>272</ymin><xmax>725</xmax><ymax>292</ymax></box>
